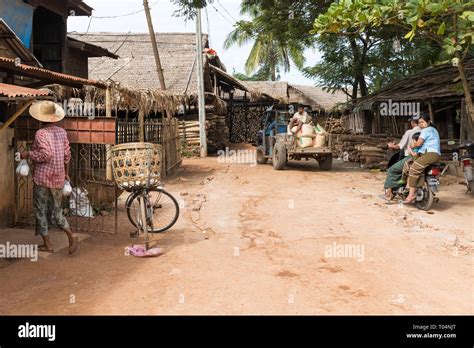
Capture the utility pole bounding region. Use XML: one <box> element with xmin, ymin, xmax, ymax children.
<box><xmin>143</xmin><ymin>0</ymin><xmax>166</xmax><ymax>90</ymax></box>
<box><xmin>195</xmin><ymin>8</ymin><xmax>207</xmax><ymax>157</ymax></box>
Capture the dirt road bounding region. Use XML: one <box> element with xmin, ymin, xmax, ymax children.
<box><xmin>0</xmin><ymin>157</ymin><xmax>472</xmax><ymax>314</ymax></box>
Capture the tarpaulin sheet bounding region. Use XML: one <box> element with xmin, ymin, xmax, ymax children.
<box><xmin>0</xmin><ymin>0</ymin><xmax>33</xmax><ymax>48</ymax></box>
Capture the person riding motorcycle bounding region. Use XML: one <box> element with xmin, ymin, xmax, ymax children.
<box><xmin>401</xmin><ymin>113</ymin><xmax>441</xmax><ymax>204</ymax></box>
<box><xmin>381</xmin><ymin>115</ymin><xmax>421</xmax><ymax>200</ymax></box>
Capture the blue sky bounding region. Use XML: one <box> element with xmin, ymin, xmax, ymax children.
<box><xmin>68</xmin><ymin>0</ymin><xmax>320</xmax><ymax>85</ymax></box>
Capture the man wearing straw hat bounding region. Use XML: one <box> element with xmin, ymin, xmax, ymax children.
<box><xmin>20</xmin><ymin>101</ymin><xmax>78</xmax><ymax>254</ymax></box>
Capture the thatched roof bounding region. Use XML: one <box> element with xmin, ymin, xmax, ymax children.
<box><xmin>354</xmin><ymin>57</ymin><xmax>474</xmax><ymax>110</ymax></box>
<box><xmin>68</xmin><ymin>32</ymin><xmax>214</xmax><ymax>95</ymax></box>
<box><xmin>237</xmin><ymin>80</ymin><xmax>348</xmax><ymax>110</ymax></box>
<box><xmin>290</xmin><ymin>84</ymin><xmax>349</xmax><ymax>111</ymax></box>
<box><xmin>239</xmin><ymin>81</ymin><xmax>289</xmax><ymax>102</ymax></box>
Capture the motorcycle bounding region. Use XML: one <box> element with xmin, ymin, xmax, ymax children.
<box><xmin>387</xmin><ymin>153</ymin><xmax>443</xmax><ymax>211</ymax></box>
<box><xmin>455</xmin><ymin>140</ymin><xmax>474</xmax><ymax>193</ymax></box>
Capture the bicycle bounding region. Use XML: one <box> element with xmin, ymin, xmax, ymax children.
<box><xmin>111</xmin><ymin>142</ymin><xmax>179</xmax><ymax>248</ymax></box>
<box><xmin>125</xmin><ymin>185</ymin><xmax>179</xmax><ymax>235</ymax></box>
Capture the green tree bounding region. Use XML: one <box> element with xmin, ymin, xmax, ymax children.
<box><xmin>303</xmin><ymin>30</ymin><xmax>443</xmax><ymax>99</ymax></box>
<box><xmin>223</xmin><ymin>7</ymin><xmax>306</xmax><ymax>81</ymax></box>
<box><xmin>232</xmin><ymin>67</ymin><xmax>277</xmax><ymax>81</ymax></box>
<box><xmin>313</xmin><ymin>0</ymin><xmax>474</xmax><ymax>120</ymax></box>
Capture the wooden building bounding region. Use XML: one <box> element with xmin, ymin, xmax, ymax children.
<box><xmin>227</xmin><ymin>80</ymin><xmax>348</xmax><ymax>144</ymax></box>
<box><xmin>350</xmin><ymin>58</ymin><xmax>474</xmax><ymax>141</ymax></box>
<box><xmin>70</xmin><ymin>32</ymin><xmax>255</xmax><ymax>152</ymax></box>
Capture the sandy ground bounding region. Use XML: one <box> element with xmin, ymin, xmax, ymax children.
<box><xmin>0</xmin><ymin>156</ymin><xmax>472</xmax><ymax>315</ymax></box>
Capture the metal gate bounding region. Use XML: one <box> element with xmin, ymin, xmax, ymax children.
<box><xmin>116</xmin><ymin>117</ymin><xmax>182</xmax><ymax>175</ymax></box>
<box><xmin>14</xmin><ymin>116</ymin><xmax>119</xmax><ymax>234</ymax></box>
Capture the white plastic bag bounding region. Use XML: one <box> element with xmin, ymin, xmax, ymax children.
<box><xmin>16</xmin><ymin>160</ymin><xmax>30</xmax><ymax>177</ymax></box>
<box><xmin>62</xmin><ymin>180</ymin><xmax>72</xmax><ymax>197</ymax></box>
<box><xmin>69</xmin><ymin>187</ymin><xmax>94</xmax><ymax>218</ymax></box>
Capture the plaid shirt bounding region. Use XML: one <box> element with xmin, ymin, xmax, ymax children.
<box><xmin>29</xmin><ymin>125</ymin><xmax>71</xmax><ymax>189</ymax></box>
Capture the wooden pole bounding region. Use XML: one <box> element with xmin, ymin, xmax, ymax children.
<box><xmin>139</xmin><ymin>109</ymin><xmax>145</xmax><ymax>142</ymax></box>
<box><xmin>143</xmin><ymin>0</ymin><xmax>166</xmax><ymax>91</ymax></box>
<box><xmin>427</xmin><ymin>100</ymin><xmax>435</xmax><ymax>123</ymax></box>
<box><xmin>0</xmin><ymin>100</ymin><xmax>33</xmax><ymax>131</ymax></box>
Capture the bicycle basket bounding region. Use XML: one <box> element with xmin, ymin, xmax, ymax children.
<box><xmin>111</xmin><ymin>142</ymin><xmax>162</xmax><ymax>190</ymax></box>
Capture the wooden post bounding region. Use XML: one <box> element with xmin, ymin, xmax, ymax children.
<box><xmin>139</xmin><ymin>109</ymin><xmax>145</xmax><ymax>142</ymax></box>
<box><xmin>214</xmin><ymin>73</ymin><xmax>218</xmax><ymax>95</ymax></box>
<box><xmin>0</xmin><ymin>100</ymin><xmax>34</xmax><ymax>131</ymax></box>
<box><xmin>161</xmin><ymin>112</ymin><xmax>167</xmax><ymax>178</ymax></box>
<box><xmin>105</xmin><ymin>86</ymin><xmax>113</xmax><ymax>181</ymax></box>
<box><xmin>427</xmin><ymin>101</ymin><xmax>435</xmax><ymax>123</ymax></box>
<box><xmin>446</xmin><ymin>106</ymin><xmax>454</xmax><ymax>139</ymax></box>
<box><xmin>143</xmin><ymin>0</ymin><xmax>166</xmax><ymax>90</ymax></box>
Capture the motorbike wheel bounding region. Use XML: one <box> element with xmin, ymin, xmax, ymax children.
<box><xmin>256</xmin><ymin>146</ymin><xmax>268</xmax><ymax>164</ymax></box>
<box><xmin>415</xmin><ymin>185</ymin><xmax>434</xmax><ymax>211</ymax></box>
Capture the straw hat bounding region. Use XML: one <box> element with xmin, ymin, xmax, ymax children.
<box><xmin>29</xmin><ymin>101</ymin><xmax>65</xmax><ymax>123</ymax></box>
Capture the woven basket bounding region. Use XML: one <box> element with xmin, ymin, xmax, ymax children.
<box><xmin>111</xmin><ymin>142</ymin><xmax>162</xmax><ymax>190</ymax></box>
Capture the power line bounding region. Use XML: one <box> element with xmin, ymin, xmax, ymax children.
<box><xmin>89</xmin><ymin>32</ymin><xmax>132</xmax><ymax>74</ymax></box>
<box><xmin>81</xmin><ymin>16</ymin><xmax>93</xmax><ymax>36</ymax></box>
<box><xmin>216</xmin><ymin>0</ymin><xmax>238</xmax><ymax>22</ymax></box>
<box><xmin>90</xmin><ymin>1</ymin><xmax>159</xmax><ymax>19</ymax></box>
<box><xmin>209</xmin><ymin>3</ymin><xmax>235</xmax><ymax>27</ymax></box>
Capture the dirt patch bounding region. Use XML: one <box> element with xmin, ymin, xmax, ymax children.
<box><xmin>0</xmin><ymin>157</ymin><xmax>472</xmax><ymax>315</ymax></box>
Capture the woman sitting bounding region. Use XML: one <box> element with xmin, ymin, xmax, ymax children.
<box><xmin>402</xmin><ymin>113</ymin><xmax>441</xmax><ymax>204</ymax></box>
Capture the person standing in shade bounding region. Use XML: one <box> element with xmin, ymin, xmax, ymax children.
<box><xmin>20</xmin><ymin>101</ymin><xmax>78</xmax><ymax>254</ymax></box>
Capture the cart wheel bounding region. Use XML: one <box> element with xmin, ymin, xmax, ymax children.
<box><xmin>272</xmin><ymin>142</ymin><xmax>287</xmax><ymax>170</ymax></box>
<box><xmin>256</xmin><ymin>146</ymin><xmax>268</xmax><ymax>164</ymax></box>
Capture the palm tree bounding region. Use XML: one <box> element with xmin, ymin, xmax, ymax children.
<box><xmin>224</xmin><ymin>9</ymin><xmax>305</xmax><ymax>81</ymax></box>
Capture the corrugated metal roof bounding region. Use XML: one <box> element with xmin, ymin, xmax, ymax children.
<box><xmin>0</xmin><ymin>82</ymin><xmax>50</xmax><ymax>98</ymax></box>
<box><xmin>0</xmin><ymin>56</ymin><xmax>106</xmax><ymax>88</ymax></box>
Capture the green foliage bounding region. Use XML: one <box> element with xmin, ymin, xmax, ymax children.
<box><xmin>224</xmin><ymin>1</ymin><xmax>318</xmax><ymax>81</ymax></box>
<box><xmin>171</xmin><ymin>0</ymin><xmax>211</xmax><ymax>19</ymax></box>
<box><xmin>313</xmin><ymin>0</ymin><xmax>474</xmax><ymax>65</ymax></box>
<box><xmin>233</xmin><ymin>66</ymin><xmax>280</xmax><ymax>81</ymax></box>
<box><xmin>312</xmin><ymin>0</ymin><xmax>474</xmax><ymax>118</ymax></box>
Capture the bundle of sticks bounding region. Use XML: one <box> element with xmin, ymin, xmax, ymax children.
<box><xmin>229</xmin><ymin>106</ymin><xmax>264</xmax><ymax>143</ymax></box>
<box><xmin>323</xmin><ymin>118</ymin><xmax>350</xmax><ymax>134</ymax></box>
<box><xmin>334</xmin><ymin>134</ymin><xmax>396</xmax><ymax>170</ymax></box>
<box><xmin>334</xmin><ymin>134</ymin><xmax>460</xmax><ymax>170</ymax></box>
<box><xmin>179</xmin><ymin>113</ymin><xmax>230</xmax><ymax>153</ymax></box>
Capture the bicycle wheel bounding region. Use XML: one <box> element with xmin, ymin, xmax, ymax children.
<box><xmin>126</xmin><ymin>188</ymin><xmax>180</xmax><ymax>233</ymax></box>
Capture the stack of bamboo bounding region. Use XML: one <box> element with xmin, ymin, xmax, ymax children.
<box><xmin>179</xmin><ymin>114</ymin><xmax>229</xmax><ymax>153</ymax></box>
